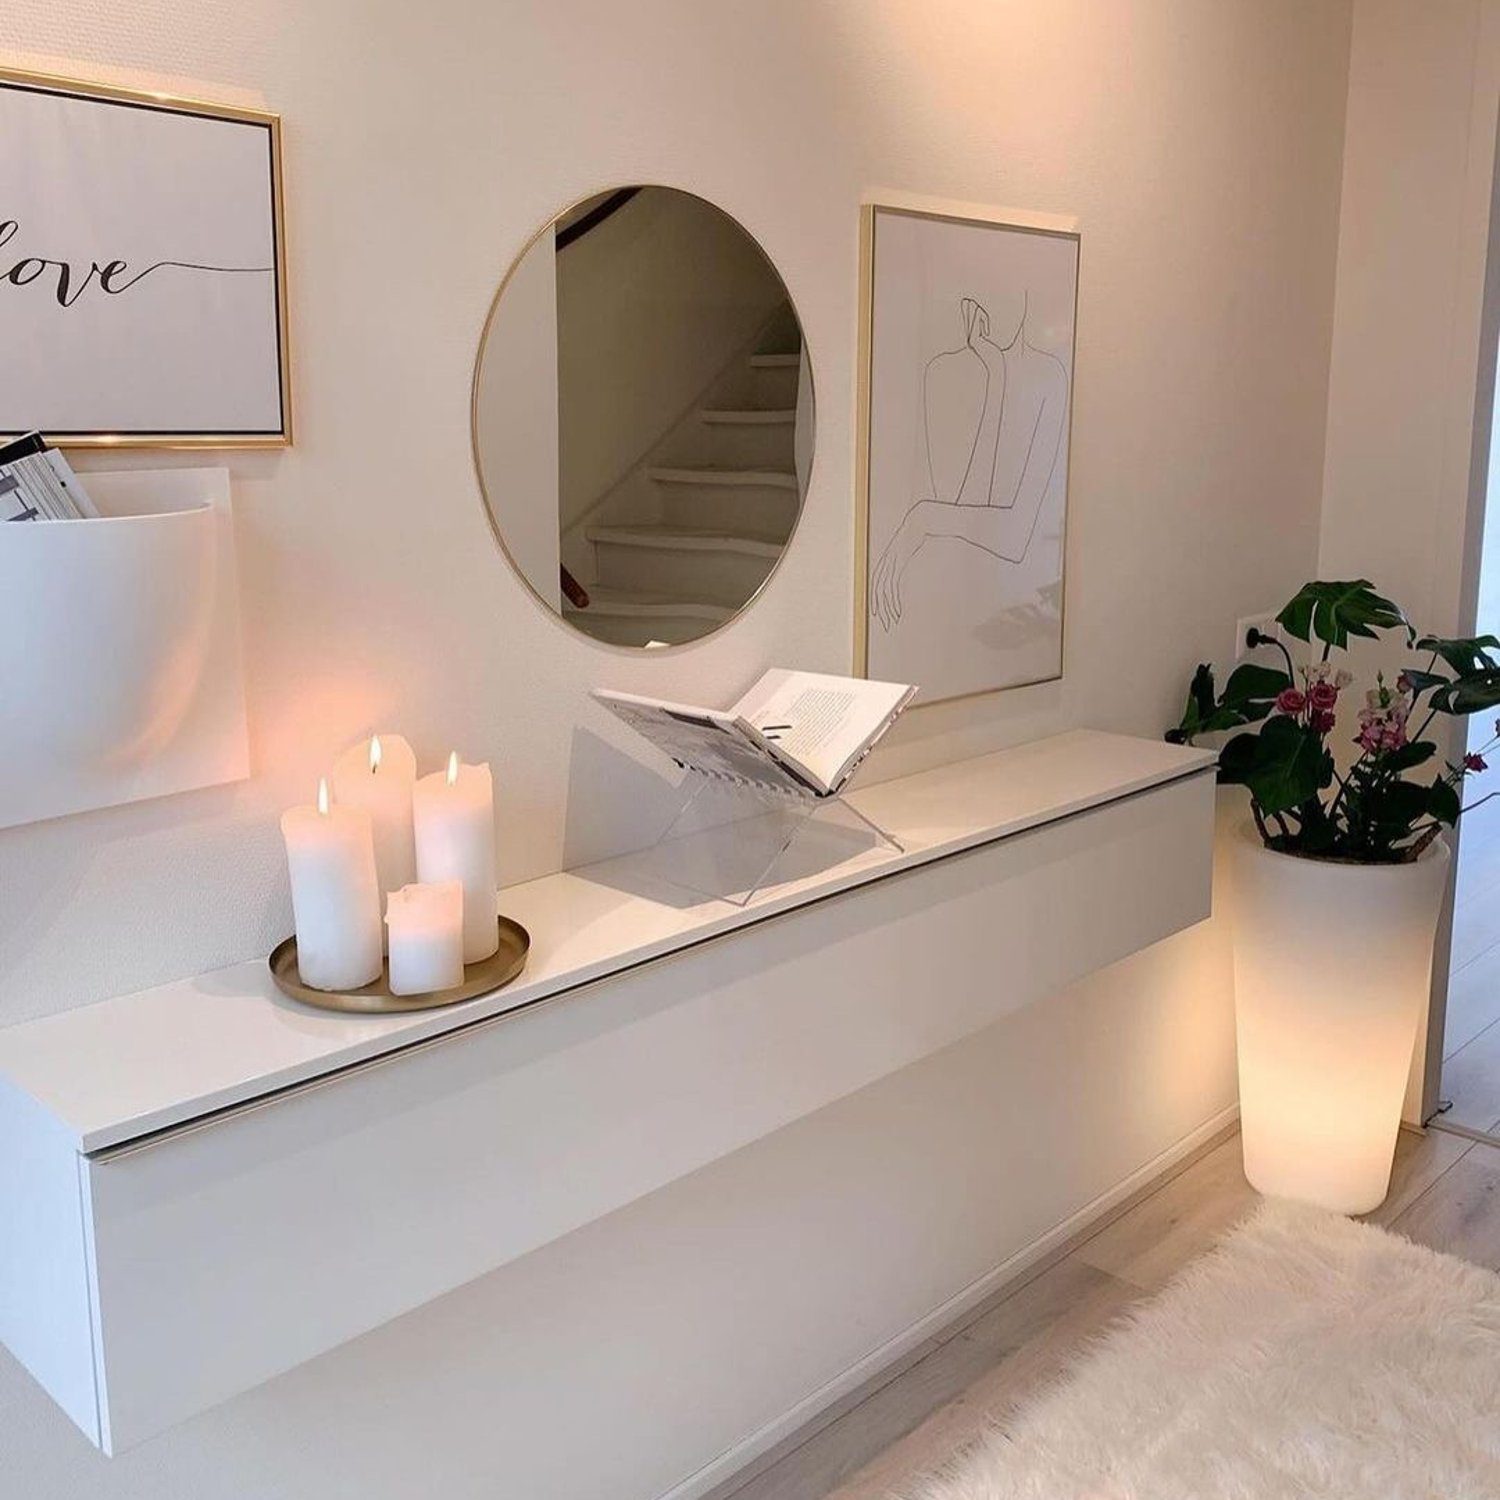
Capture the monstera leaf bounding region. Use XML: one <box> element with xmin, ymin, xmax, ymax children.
<box><xmin>1414</xmin><ymin>634</ymin><xmax>1500</xmax><ymax>675</ymax></box>
<box><xmin>1413</xmin><ymin>634</ymin><xmax>1500</xmax><ymax>715</ymax></box>
<box><xmin>1168</xmin><ymin>662</ymin><xmax>1291</xmax><ymax>743</ymax></box>
<box><xmin>1217</xmin><ymin>715</ymin><xmax>1334</xmax><ymax>815</ymax></box>
<box><xmin>1276</xmin><ymin>581</ymin><xmax>1411</xmax><ymax>651</ymax></box>
<box><xmin>1221</xmin><ymin>662</ymin><xmax>1293</xmax><ymax>716</ymax></box>
<box><xmin>1428</xmin><ymin>671</ymin><xmax>1500</xmax><ymax>715</ymax></box>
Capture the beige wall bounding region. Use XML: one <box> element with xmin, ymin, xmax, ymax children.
<box><xmin>0</xmin><ymin>2</ymin><xmax>1353</xmax><ymax>1496</ymax></box>
<box><xmin>1317</xmin><ymin>0</ymin><xmax>1500</xmax><ymax>1117</ymax></box>
<box><xmin>1319</xmin><ymin>0</ymin><xmax>1500</xmax><ymax>639</ymax></box>
<box><xmin>0</xmin><ymin>0</ymin><xmax>1348</xmax><ymax>1026</ymax></box>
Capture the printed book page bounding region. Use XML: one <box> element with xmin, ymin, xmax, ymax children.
<box><xmin>732</xmin><ymin>670</ymin><xmax>916</xmax><ymax>794</ymax></box>
<box><xmin>591</xmin><ymin>690</ymin><xmax>812</xmax><ymax>795</ymax></box>
<box><xmin>595</xmin><ymin>671</ymin><xmax>914</xmax><ymax>798</ymax></box>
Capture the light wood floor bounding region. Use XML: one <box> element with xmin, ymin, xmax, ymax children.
<box><xmin>710</xmin><ymin>1126</ymin><xmax>1500</xmax><ymax>1500</ymax></box>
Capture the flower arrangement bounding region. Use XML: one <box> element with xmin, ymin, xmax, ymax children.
<box><xmin>1167</xmin><ymin>581</ymin><xmax>1500</xmax><ymax>863</ymax></box>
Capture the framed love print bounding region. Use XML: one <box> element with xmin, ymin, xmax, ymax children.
<box><xmin>0</xmin><ymin>66</ymin><xmax>290</xmax><ymax>447</ymax></box>
<box><xmin>855</xmin><ymin>197</ymin><xmax>1077</xmax><ymax>704</ymax></box>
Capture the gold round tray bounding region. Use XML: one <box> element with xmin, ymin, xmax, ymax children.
<box><xmin>268</xmin><ymin>916</ymin><xmax>530</xmax><ymax>1014</ymax></box>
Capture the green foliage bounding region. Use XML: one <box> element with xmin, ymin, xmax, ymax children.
<box><xmin>1168</xmin><ymin>662</ymin><xmax>1289</xmax><ymax>743</ymax></box>
<box><xmin>1414</xmin><ymin>634</ymin><xmax>1500</xmax><ymax>675</ymax></box>
<box><xmin>1218</xmin><ymin>715</ymin><xmax>1334</xmax><ymax>816</ymax></box>
<box><xmin>1167</xmin><ymin>579</ymin><xmax>1496</xmax><ymax>864</ymax></box>
<box><xmin>1428</xmin><ymin>671</ymin><xmax>1500</xmax><ymax>714</ymax></box>
<box><xmin>1401</xmin><ymin>668</ymin><xmax>1449</xmax><ymax>696</ymax></box>
<box><xmin>1222</xmin><ymin>663</ymin><xmax>1294</xmax><ymax>715</ymax></box>
<box><xmin>1276</xmin><ymin>580</ymin><xmax>1410</xmax><ymax>651</ymax></box>
<box><xmin>1362</xmin><ymin>778</ymin><xmax>1430</xmax><ymax>850</ymax></box>
<box><xmin>1379</xmin><ymin>742</ymin><xmax>1435</xmax><ymax>774</ymax></box>
<box><xmin>1412</xmin><ymin>635</ymin><xmax>1500</xmax><ymax>714</ymax></box>
<box><xmin>1428</xmin><ymin>776</ymin><xmax>1462</xmax><ymax>827</ymax></box>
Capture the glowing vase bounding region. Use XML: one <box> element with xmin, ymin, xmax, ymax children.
<box><xmin>1231</xmin><ymin>825</ymin><xmax>1450</xmax><ymax>1215</ymax></box>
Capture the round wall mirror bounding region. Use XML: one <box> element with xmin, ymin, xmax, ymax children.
<box><xmin>473</xmin><ymin>186</ymin><xmax>815</xmax><ymax>648</ymax></box>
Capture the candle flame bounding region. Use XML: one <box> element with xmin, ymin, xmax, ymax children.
<box><xmin>317</xmin><ymin>777</ymin><xmax>330</xmax><ymax>816</ymax></box>
<box><xmin>370</xmin><ymin>735</ymin><xmax>383</xmax><ymax>773</ymax></box>
<box><xmin>446</xmin><ymin>750</ymin><xmax>459</xmax><ymax>786</ymax></box>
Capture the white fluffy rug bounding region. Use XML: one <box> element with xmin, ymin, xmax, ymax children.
<box><xmin>916</xmin><ymin>1200</ymin><xmax>1500</xmax><ymax>1500</ymax></box>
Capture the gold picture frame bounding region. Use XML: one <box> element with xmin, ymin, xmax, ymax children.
<box><xmin>855</xmin><ymin>194</ymin><xmax>1079</xmax><ymax>705</ymax></box>
<box><xmin>0</xmin><ymin>64</ymin><xmax>292</xmax><ymax>448</ymax></box>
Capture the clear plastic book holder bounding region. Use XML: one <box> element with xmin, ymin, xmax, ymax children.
<box><xmin>636</xmin><ymin>766</ymin><xmax>905</xmax><ymax>909</ymax></box>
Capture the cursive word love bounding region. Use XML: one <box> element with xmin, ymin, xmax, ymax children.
<box><xmin>0</xmin><ymin>219</ymin><xmax>272</xmax><ymax>308</ymax></box>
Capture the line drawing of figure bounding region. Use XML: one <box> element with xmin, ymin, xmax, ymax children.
<box><xmin>870</xmin><ymin>291</ymin><xmax>1068</xmax><ymax>630</ymax></box>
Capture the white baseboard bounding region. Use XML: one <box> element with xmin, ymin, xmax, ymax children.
<box><xmin>662</xmin><ymin>1103</ymin><xmax>1242</xmax><ymax>1500</ymax></box>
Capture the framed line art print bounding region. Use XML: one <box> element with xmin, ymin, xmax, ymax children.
<box><xmin>855</xmin><ymin>197</ymin><xmax>1078</xmax><ymax>704</ymax></box>
<box><xmin>0</xmin><ymin>66</ymin><xmax>291</xmax><ymax>447</ymax></box>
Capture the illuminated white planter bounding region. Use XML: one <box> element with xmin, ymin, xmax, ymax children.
<box><xmin>1231</xmin><ymin>826</ymin><xmax>1450</xmax><ymax>1215</ymax></box>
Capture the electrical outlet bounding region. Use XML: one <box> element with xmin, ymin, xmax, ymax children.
<box><xmin>1235</xmin><ymin>612</ymin><xmax>1281</xmax><ymax>663</ymax></box>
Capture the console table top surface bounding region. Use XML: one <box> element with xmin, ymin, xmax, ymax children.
<box><xmin>0</xmin><ymin>730</ymin><xmax>1214</xmax><ymax>1152</ymax></box>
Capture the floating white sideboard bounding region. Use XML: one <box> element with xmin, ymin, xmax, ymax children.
<box><xmin>0</xmin><ymin>730</ymin><xmax>1215</xmax><ymax>1454</ymax></box>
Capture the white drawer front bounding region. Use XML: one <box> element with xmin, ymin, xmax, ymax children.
<box><xmin>81</xmin><ymin>772</ymin><xmax>1213</xmax><ymax>1450</ymax></box>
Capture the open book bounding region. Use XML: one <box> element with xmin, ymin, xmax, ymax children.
<box><xmin>594</xmin><ymin>669</ymin><xmax>916</xmax><ymax>798</ymax></box>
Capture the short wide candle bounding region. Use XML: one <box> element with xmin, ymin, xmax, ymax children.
<box><xmin>414</xmin><ymin>753</ymin><xmax>499</xmax><ymax>963</ymax></box>
<box><xmin>385</xmin><ymin>881</ymin><xmax>464</xmax><ymax>996</ymax></box>
<box><xmin>280</xmin><ymin>779</ymin><xmax>383</xmax><ymax>991</ymax></box>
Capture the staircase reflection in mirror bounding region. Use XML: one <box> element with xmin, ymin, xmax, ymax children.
<box><xmin>473</xmin><ymin>185</ymin><xmax>815</xmax><ymax>649</ymax></box>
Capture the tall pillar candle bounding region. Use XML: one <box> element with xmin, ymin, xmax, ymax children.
<box><xmin>280</xmin><ymin>779</ymin><xmax>383</xmax><ymax>991</ymax></box>
<box><xmin>332</xmin><ymin>733</ymin><xmax>417</xmax><ymax>948</ymax></box>
<box><xmin>414</xmin><ymin>753</ymin><xmax>499</xmax><ymax>963</ymax></box>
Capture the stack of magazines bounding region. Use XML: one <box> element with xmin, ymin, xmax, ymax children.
<box><xmin>0</xmin><ymin>432</ymin><xmax>97</xmax><ymax>522</ymax></box>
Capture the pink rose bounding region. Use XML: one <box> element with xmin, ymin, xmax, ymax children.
<box><xmin>1311</xmin><ymin>708</ymin><xmax>1337</xmax><ymax>734</ymax></box>
<box><xmin>1308</xmin><ymin>680</ymin><xmax>1339</xmax><ymax>712</ymax></box>
<box><xmin>1275</xmin><ymin>688</ymin><xmax>1307</xmax><ymax>716</ymax></box>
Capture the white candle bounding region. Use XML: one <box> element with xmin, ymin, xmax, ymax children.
<box><xmin>332</xmin><ymin>733</ymin><xmax>417</xmax><ymax>948</ymax></box>
<box><xmin>414</xmin><ymin>752</ymin><xmax>499</xmax><ymax>963</ymax></box>
<box><xmin>280</xmin><ymin>778</ymin><xmax>383</xmax><ymax>991</ymax></box>
<box><xmin>385</xmin><ymin>881</ymin><xmax>464</xmax><ymax>996</ymax></box>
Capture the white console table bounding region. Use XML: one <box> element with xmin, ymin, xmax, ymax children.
<box><xmin>0</xmin><ymin>730</ymin><xmax>1215</xmax><ymax>1453</ymax></box>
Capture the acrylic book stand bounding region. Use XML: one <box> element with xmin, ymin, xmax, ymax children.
<box><xmin>639</xmin><ymin>766</ymin><xmax>904</xmax><ymax>909</ymax></box>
